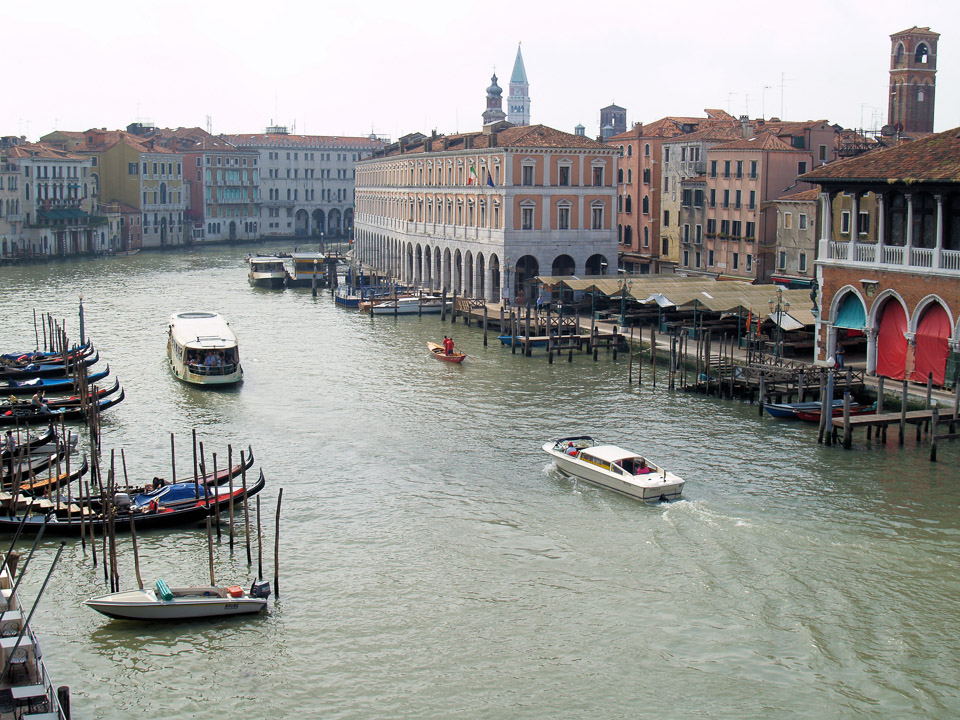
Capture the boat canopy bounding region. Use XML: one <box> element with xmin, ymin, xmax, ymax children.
<box><xmin>134</xmin><ymin>482</ymin><xmax>208</xmax><ymax>507</ymax></box>
<box><xmin>169</xmin><ymin>312</ymin><xmax>239</xmax><ymax>349</ymax></box>
<box><xmin>580</xmin><ymin>445</ymin><xmax>640</xmax><ymax>463</ymax></box>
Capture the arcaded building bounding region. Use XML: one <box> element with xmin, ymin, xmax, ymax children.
<box><xmin>354</xmin><ymin>123</ymin><xmax>618</xmax><ymax>304</ymax></box>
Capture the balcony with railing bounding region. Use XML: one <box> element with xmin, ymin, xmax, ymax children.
<box><xmin>823</xmin><ymin>239</ymin><xmax>960</xmax><ymax>274</ymax></box>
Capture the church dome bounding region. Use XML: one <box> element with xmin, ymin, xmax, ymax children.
<box><xmin>487</xmin><ymin>74</ymin><xmax>503</xmax><ymax>97</ymax></box>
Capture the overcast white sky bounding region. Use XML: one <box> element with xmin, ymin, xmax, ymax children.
<box><xmin>4</xmin><ymin>0</ymin><xmax>957</xmax><ymax>142</ymax></box>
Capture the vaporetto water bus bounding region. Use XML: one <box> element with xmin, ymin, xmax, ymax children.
<box><xmin>166</xmin><ymin>311</ymin><xmax>243</xmax><ymax>386</ymax></box>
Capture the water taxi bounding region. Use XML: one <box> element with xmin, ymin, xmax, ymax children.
<box><xmin>247</xmin><ymin>256</ymin><xmax>287</xmax><ymax>288</ymax></box>
<box><xmin>543</xmin><ymin>436</ymin><xmax>684</xmax><ymax>502</ymax></box>
<box><xmin>167</xmin><ymin>311</ymin><xmax>243</xmax><ymax>386</ymax></box>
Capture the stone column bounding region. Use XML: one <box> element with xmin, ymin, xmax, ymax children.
<box><xmin>849</xmin><ymin>192</ymin><xmax>859</xmax><ymax>259</ymax></box>
<box><xmin>935</xmin><ymin>194</ymin><xmax>944</xmax><ymax>269</ymax></box>
<box><xmin>866</xmin><ymin>327</ymin><xmax>878</xmax><ymax>375</ymax></box>
<box><xmin>903</xmin><ymin>193</ymin><xmax>913</xmax><ymax>267</ymax></box>
<box><xmin>875</xmin><ymin>193</ymin><xmax>885</xmax><ymax>264</ymax></box>
<box><xmin>826</xmin><ymin>324</ymin><xmax>839</xmax><ymax>366</ymax></box>
<box><xmin>818</xmin><ymin>191</ymin><xmax>832</xmax><ymax>260</ymax></box>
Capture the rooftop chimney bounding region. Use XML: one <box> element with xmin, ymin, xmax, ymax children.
<box><xmin>739</xmin><ymin>115</ymin><xmax>750</xmax><ymax>139</ymax></box>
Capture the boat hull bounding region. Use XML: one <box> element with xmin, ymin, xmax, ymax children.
<box><xmin>248</xmin><ymin>274</ymin><xmax>286</xmax><ymax>289</ymax></box>
<box><xmin>427</xmin><ymin>342</ymin><xmax>466</xmax><ymax>363</ymax></box>
<box><xmin>85</xmin><ymin>589</ymin><xmax>266</xmax><ymax>620</ymax></box>
<box><xmin>543</xmin><ymin>442</ymin><xmax>684</xmax><ymax>502</ymax></box>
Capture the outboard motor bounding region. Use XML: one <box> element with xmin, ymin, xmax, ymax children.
<box><xmin>114</xmin><ymin>492</ymin><xmax>132</xmax><ymax>510</ymax></box>
<box><xmin>250</xmin><ymin>580</ymin><xmax>271</xmax><ymax>599</ymax></box>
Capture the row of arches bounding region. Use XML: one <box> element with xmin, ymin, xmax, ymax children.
<box><xmin>354</xmin><ymin>229</ymin><xmax>609</xmax><ymax>303</ymax></box>
<box><xmin>830</xmin><ymin>286</ymin><xmax>957</xmax><ymax>385</ymax></box>
<box><xmin>291</xmin><ymin>207</ymin><xmax>354</xmax><ymax>237</ymax></box>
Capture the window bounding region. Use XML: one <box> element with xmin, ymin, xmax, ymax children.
<box><xmin>840</xmin><ymin>210</ymin><xmax>851</xmax><ymax>234</ymax></box>
<box><xmin>735</xmin><ymin>190</ymin><xmax>741</xmax><ymax>209</ymax></box>
<box><xmin>709</xmin><ymin>189</ymin><xmax>716</xmax><ymax>208</ymax></box>
<box><xmin>618</xmin><ymin>195</ymin><xmax>623</xmax><ymax>213</ymax></box>
<box><xmin>750</xmin><ymin>160</ymin><xmax>758</xmax><ymax>178</ymax></box>
<box><xmin>644</xmin><ymin>227</ymin><xmax>649</xmax><ymax>247</ymax></box>
<box><xmin>746</xmin><ymin>254</ymin><xmax>752</xmax><ymax>272</ymax></box>
<box><xmin>642</xmin><ymin>196</ymin><xmax>649</xmax><ymax>215</ymax></box>
<box><xmin>683</xmin><ymin>250</ymin><xmax>689</xmax><ymax>266</ymax></box>
<box><xmin>732</xmin><ymin>253</ymin><xmax>739</xmax><ymax>270</ymax></box>
<box><xmin>799</xmin><ymin>253</ymin><xmax>807</xmax><ymax>272</ymax></box>
<box><xmin>779</xmin><ymin>251</ymin><xmax>786</xmax><ymax>269</ymax></box>
<box><xmin>558</xmin><ymin>205</ymin><xmax>570</xmax><ymax>230</ymax></box>
<box><xmin>627</xmin><ymin>169</ymin><xmax>632</xmax><ymax>183</ymax></box>
<box><xmin>721</xmin><ymin>219</ymin><xmax>730</xmax><ymax>236</ymax></box>
<box><xmin>521</xmin><ymin>206</ymin><xmax>534</xmax><ymax>230</ymax></box>
<box><xmin>683</xmin><ymin>224</ymin><xmax>690</xmax><ymax>242</ymax></box>
<box><xmin>819</xmin><ymin>145</ymin><xmax>827</xmax><ymax>162</ymax></box>
<box><xmin>736</xmin><ymin>161</ymin><xmax>743</xmax><ymax>179</ymax></box>
<box><xmin>681</xmin><ymin>147</ymin><xmax>687</xmax><ymax>162</ymax></box>
<box><xmin>644</xmin><ymin>144</ymin><xmax>650</xmax><ymax>157</ymax></box>
<box><xmin>642</xmin><ymin>168</ymin><xmax>651</xmax><ymax>184</ymax></box>
<box><xmin>707</xmin><ymin>218</ymin><xmax>716</xmax><ymax>234</ymax></box>
<box><xmin>662</xmin><ymin>238</ymin><xmax>669</xmax><ymax>256</ymax></box>
<box><xmin>592</xmin><ymin>167</ymin><xmax>603</xmax><ymax>186</ymax></box>
<box><xmin>628</xmin><ymin>145</ymin><xmax>633</xmax><ymax>156</ymax></box>
<box><xmin>559</xmin><ymin>166</ymin><xmax>570</xmax><ymax>186</ymax></box>
<box><xmin>745</xmin><ymin>221</ymin><xmax>755</xmax><ymax>239</ymax></box>
<box><xmin>858</xmin><ymin>211</ymin><xmax>870</xmax><ymax>235</ymax></box>
<box><xmin>732</xmin><ymin>220</ymin><xmax>741</xmax><ymax>237</ymax></box>
<box><xmin>663</xmin><ymin>210</ymin><xmax>670</xmax><ymax>227</ymax></box>
<box><xmin>799</xmin><ymin>213</ymin><xmax>808</xmax><ymax>230</ymax></box>
<box><xmin>625</xmin><ymin>196</ymin><xmax>632</xmax><ymax>213</ymax></box>
<box><xmin>749</xmin><ymin>191</ymin><xmax>756</xmax><ymax>210</ymax></box>
<box><xmin>710</xmin><ymin>160</ymin><xmax>717</xmax><ymax>178</ymax></box>
<box><xmin>708</xmin><ymin>249</ymin><xmax>714</xmax><ymax>266</ymax></box>
<box><xmin>695</xmin><ymin>251</ymin><xmax>701</xmax><ymax>268</ymax></box>
<box><xmin>522</xmin><ymin>165</ymin><xmax>534</xmax><ymax>186</ymax></box>
<box><xmin>797</xmin><ymin>161</ymin><xmax>808</xmax><ymax>175</ymax></box>
<box><xmin>681</xmin><ymin>189</ymin><xmax>692</xmax><ymax>207</ymax></box>
<box><xmin>694</xmin><ymin>190</ymin><xmax>704</xmax><ymax>207</ymax></box>
<box><xmin>724</xmin><ymin>161</ymin><xmax>731</xmax><ymax>178</ymax></box>
<box><xmin>592</xmin><ymin>205</ymin><xmax>604</xmax><ymax>229</ymax></box>
<box><xmin>783</xmin><ymin>212</ymin><xmax>793</xmax><ymax>229</ymax></box>
<box><xmin>695</xmin><ymin>224</ymin><xmax>702</xmax><ymax>243</ymax></box>
<box><xmin>128</xmin><ymin>162</ymin><xmax>138</xmax><ymax>175</ymax></box>
<box><xmin>723</xmin><ymin>190</ymin><xmax>730</xmax><ymax>208</ymax></box>
<box><xmin>664</xmin><ymin>147</ymin><xmax>670</xmax><ymax>163</ymax></box>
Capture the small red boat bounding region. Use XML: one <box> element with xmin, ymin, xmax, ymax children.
<box><xmin>427</xmin><ymin>341</ymin><xmax>466</xmax><ymax>364</ymax></box>
<box><xmin>794</xmin><ymin>404</ymin><xmax>875</xmax><ymax>422</ymax></box>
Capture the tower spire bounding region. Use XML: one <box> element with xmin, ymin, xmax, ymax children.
<box><xmin>507</xmin><ymin>43</ymin><xmax>530</xmax><ymax>126</ymax></box>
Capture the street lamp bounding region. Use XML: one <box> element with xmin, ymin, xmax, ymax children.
<box><xmin>619</xmin><ymin>277</ymin><xmax>632</xmax><ymax>327</ymax></box>
<box><xmin>768</xmin><ymin>287</ymin><xmax>791</xmax><ymax>360</ymax></box>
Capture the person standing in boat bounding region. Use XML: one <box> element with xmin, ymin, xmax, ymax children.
<box><xmin>443</xmin><ymin>336</ymin><xmax>455</xmax><ymax>355</ymax></box>
<box><xmin>2</xmin><ymin>430</ymin><xmax>14</xmax><ymax>454</ymax></box>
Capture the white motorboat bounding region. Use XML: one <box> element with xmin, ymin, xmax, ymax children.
<box><xmin>167</xmin><ymin>311</ymin><xmax>243</xmax><ymax>386</ymax></box>
<box><xmin>85</xmin><ymin>579</ymin><xmax>270</xmax><ymax>621</ymax></box>
<box><xmin>369</xmin><ymin>295</ymin><xmax>449</xmax><ymax>315</ymax></box>
<box><xmin>247</xmin><ymin>256</ymin><xmax>287</xmax><ymax>288</ymax></box>
<box><xmin>542</xmin><ymin>436</ymin><xmax>684</xmax><ymax>502</ymax></box>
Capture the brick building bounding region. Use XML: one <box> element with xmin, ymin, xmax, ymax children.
<box><xmin>803</xmin><ymin>126</ymin><xmax>960</xmax><ymax>387</ymax></box>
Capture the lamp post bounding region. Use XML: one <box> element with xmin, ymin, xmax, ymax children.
<box><xmin>619</xmin><ymin>277</ymin><xmax>627</xmax><ymax>327</ymax></box>
<box><xmin>503</xmin><ymin>259</ymin><xmax>512</xmax><ymax>307</ymax></box>
<box><xmin>768</xmin><ymin>287</ymin><xmax>791</xmax><ymax>360</ymax></box>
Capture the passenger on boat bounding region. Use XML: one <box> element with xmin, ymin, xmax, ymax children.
<box><xmin>31</xmin><ymin>390</ymin><xmax>52</xmax><ymax>414</ymax></box>
<box><xmin>2</xmin><ymin>430</ymin><xmax>14</xmax><ymax>453</ymax></box>
<box><xmin>566</xmin><ymin>445</ymin><xmax>578</xmax><ymax>457</ymax></box>
<box><xmin>635</xmin><ymin>458</ymin><xmax>649</xmax><ymax>475</ymax></box>
<box><xmin>443</xmin><ymin>337</ymin><xmax>455</xmax><ymax>355</ymax></box>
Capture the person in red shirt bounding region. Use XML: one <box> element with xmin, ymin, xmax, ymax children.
<box><xmin>443</xmin><ymin>336</ymin><xmax>455</xmax><ymax>355</ymax></box>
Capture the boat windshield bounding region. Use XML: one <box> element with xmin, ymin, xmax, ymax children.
<box><xmin>185</xmin><ymin>347</ymin><xmax>240</xmax><ymax>375</ymax></box>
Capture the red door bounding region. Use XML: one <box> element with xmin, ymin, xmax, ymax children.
<box><xmin>911</xmin><ymin>303</ymin><xmax>951</xmax><ymax>385</ymax></box>
<box><xmin>876</xmin><ymin>300</ymin><xmax>908</xmax><ymax>380</ymax></box>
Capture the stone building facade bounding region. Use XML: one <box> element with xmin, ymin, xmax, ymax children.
<box><xmin>354</xmin><ymin>123</ymin><xmax>617</xmax><ymax>304</ymax></box>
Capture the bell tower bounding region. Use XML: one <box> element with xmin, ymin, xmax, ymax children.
<box><xmin>482</xmin><ymin>73</ymin><xmax>507</xmax><ymax>125</ymax></box>
<box><xmin>507</xmin><ymin>44</ymin><xmax>530</xmax><ymax>127</ymax></box>
<box><xmin>888</xmin><ymin>26</ymin><xmax>939</xmax><ymax>135</ymax></box>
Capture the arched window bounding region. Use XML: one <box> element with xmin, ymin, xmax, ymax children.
<box><xmin>618</xmin><ymin>224</ymin><xmax>623</xmax><ymax>243</ymax></box>
<box><xmin>625</xmin><ymin>226</ymin><xmax>632</xmax><ymax>245</ymax></box>
<box><xmin>915</xmin><ymin>42</ymin><xmax>929</xmax><ymax>64</ymax></box>
<box><xmin>617</xmin><ymin>195</ymin><xmax>623</xmax><ymax>213</ymax></box>
<box><xmin>617</xmin><ymin>168</ymin><xmax>624</xmax><ymax>183</ymax></box>
<box><xmin>642</xmin><ymin>196</ymin><xmax>649</xmax><ymax>215</ymax></box>
<box><xmin>625</xmin><ymin>196</ymin><xmax>632</xmax><ymax>213</ymax></box>
<box><xmin>627</xmin><ymin>145</ymin><xmax>633</xmax><ymax>157</ymax></box>
<box><xmin>894</xmin><ymin>42</ymin><xmax>905</xmax><ymax>66</ymax></box>
<box><xmin>644</xmin><ymin>144</ymin><xmax>650</xmax><ymax>157</ymax></box>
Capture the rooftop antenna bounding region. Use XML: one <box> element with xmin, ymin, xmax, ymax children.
<box><xmin>761</xmin><ymin>85</ymin><xmax>773</xmax><ymax>120</ymax></box>
<box><xmin>206</xmin><ymin>115</ymin><xmax>212</xmax><ymax>134</ymax></box>
<box><xmin>779</xmin><ymin>72</ymin><xmax>787</xmax><ymax>118</ymax></box>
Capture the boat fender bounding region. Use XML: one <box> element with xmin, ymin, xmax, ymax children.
<box><xmin>155</xmin><ymin>579</ymin><xmax>174</xmax><ymax>601</ymax></box>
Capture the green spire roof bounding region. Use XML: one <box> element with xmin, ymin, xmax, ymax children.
<box><xmin>510</xmin><ymin>44</ymin><xmax>527</xmax><ymax>85</ymax></box>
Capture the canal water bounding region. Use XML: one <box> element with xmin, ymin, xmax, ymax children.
<box><xmin>1</xmin><ymin>246</ymin><xmax>958</xmax><ymax>719</ymax></box>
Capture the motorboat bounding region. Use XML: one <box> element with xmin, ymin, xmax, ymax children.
<box><xmin>764</xmin><ymin>399</ymin><xmax>849</xmax><ymax>419</ymax></box>
<box><xmin>369</xmin><ymin>295</ymin><xmax>449</xmax><ymax>315</ymax></box>
<box><xmin>542</xmin><ymin>436</ymin><xmax>684</xmax><ymax>502</ymax></box>
<box><xmin>247</xmin><ymin>256</ymin><xmax>286</xmax><ymax>288</ymax></box>
<box><xmin>167</xmin><ymin>311</ymin><xmax>243</xmax><ymax>386</ymax></box>
<box><xmin>85</xmin><ymin>579</ymin><xmax>270</xmax><ymax>620</ymax></box>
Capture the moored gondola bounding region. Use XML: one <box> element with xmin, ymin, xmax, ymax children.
<box><xmin>0</xmin><ymin>378</ymin><xmax>120</xmax><ymax>413</ymax></box>
<box><xmin>4</xmin><ymin>456</ymin><xmax>89</xmax><ymax>497</ymax></box>
<box><xmin>0</xmin><ymin>342</ymin><xmax>95</xmax><ymax>368</ymax></box>
<box><xmin>0</xmin><ymin>389</ymin><xmax>124</xmax><ymax>427</ymax></box>
<box><xmin>0</xmin><ymin>350</ymin><xmax>100</xmax><ymax>381</ymax></box>
<box><xmin>4</xmin><ymin>366</ymin><xmax>110</xmax><ymax>395</ymax></box>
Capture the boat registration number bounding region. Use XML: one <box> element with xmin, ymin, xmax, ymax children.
<box><xmin>225</xmin><ymin>603</ymin><xmax>239</xmax><ymax>609</ymax></box>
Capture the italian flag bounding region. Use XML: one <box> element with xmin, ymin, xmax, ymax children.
<box><xmin>467</xmin><ymin>163</ymin><xmax>478</xmax><ymax>185</ymax></box>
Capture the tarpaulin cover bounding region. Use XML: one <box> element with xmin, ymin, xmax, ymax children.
<box><xmin>911</xmin><ymin>303</ymin><xmax>951</xmax><ymax>385</ymax></box>
<box><xmin>834</xmin><ymin>293</ymin><xmax>867</xmax><ymax>330</ymax></box>
<box><xmin>876</xmin><ymin>300</ymin><xmax>908</xmax><ymax>380</ymax></box>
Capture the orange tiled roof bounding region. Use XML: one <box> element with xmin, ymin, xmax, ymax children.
<box><xmin>777</xmin><ymin>188</ymin><xmax>819</xmax><ymax>202</ymax></box>
<box><xmin>802</xmin><ymin>126</ymin><xmax>960</xmax><ymax>183</ymax></box>
<box><xmin>710</xmin><ymin>131</ymin><xmax>799</xmax><ymax>152</ymax></box>
<box><xmin>226</xmin><ymin>133</ymin><xmax>383</xmax><ymax>150</ymax></box>
<box><xmin>2</xmin><ymin>142</ymin><xmax>86</xmax><ymax>161</ymax></box>
<box><xmin>662</xmin><ymin>123</ymin><xmax>742</xmax><ymax>144</ymax></box>
<box><xmin>73</xmin><ymin>129</ymin><xmax>179</xmax><ymax>155</ymax></box>
<box><xmin>375</xmin><ymin>124</ymin><xmax>610</xmax><ymax>157</ymax></box>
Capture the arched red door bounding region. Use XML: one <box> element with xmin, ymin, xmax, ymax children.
<box><xmin>911</xmin><ymin>303</ymin><xmax>951</xmax><ymax>385</ymax></box>
<box><xmin>876</xmin><ymin>299</ymin><xmax>908</xmax><ymax>380</ymax></box>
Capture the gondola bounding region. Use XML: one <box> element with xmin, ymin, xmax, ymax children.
<box><xmin>0</xmin><ymin>426</ymin><xmax>56</xmax><ymax>458</ymax></box>
<box><xmin>4</xmin><ymin>366</ymin><xmax>110</xmax><ymax>395</ymax></box>
<box><xmin>0</xmin><ymin>378</ymin><xmax>120</xmax><ymax>412</ymax></box>
<box><xmin>0</xmin><ymin>501</ymin><xmax>212</xmax><ymax>537</ymax></box>
<box><xmin>1</xmin><ymin>342</ymin><xmax>94</xmax><ymax>368</ymax></box>
<box><xmin>2</xmin><ymin>444</ymin><xmax>68</xmax><ymax>481</ymax></box>
<box><xmin>0</xmin><ymin>389</ymin><xmax>124</xmax><ymax>427</ymax></box>
<box><xmin>2</xmin><ymin>469</ymin><xmax>265</xmax><ymax>537</ymax></box>
<box><xmin>0</xmin><ymin>350</ymin><xmax>99</xmax><ymax>381</ymax></box>
<box><xmin>5</xmin><ymin>456</ymin><xmax>89</xmax><ymax>497</ymax></box>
